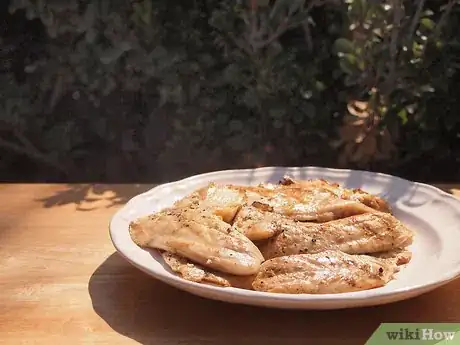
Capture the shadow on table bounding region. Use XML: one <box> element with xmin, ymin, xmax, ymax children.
<box><xmin>88</xmin><ymin>253</ymin><xmax>457</xmax><ymax>345</ymax></box>
<box><xmin>37</xmin><ymin>183</ymin><xmax>156</xmax><ymax>210</ymax></box>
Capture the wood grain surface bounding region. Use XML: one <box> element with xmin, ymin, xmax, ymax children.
<box><xmin>0</xmin><ymin>183</ymin><xmax>459</xmax><ymax>345</ymax></box>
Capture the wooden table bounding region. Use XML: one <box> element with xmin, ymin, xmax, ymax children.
<box><xmin>1</xmin><ymin>183</ymin><xmax>459</xmax><ymax>345</ymax></box>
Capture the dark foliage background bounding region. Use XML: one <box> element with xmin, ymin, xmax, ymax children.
<box><xmin>1</xmin><ymin>0</ymin><xmax>459</xmax><ymax>183</ymax></box>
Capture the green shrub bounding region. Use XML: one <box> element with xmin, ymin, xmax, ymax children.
<box><xmin>1</xmin><ymin>0</ymin><xmax>459</xmax><ymax>182</ymax></box>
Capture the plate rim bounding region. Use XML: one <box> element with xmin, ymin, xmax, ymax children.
<box><xmin>108</xmin><ymin>166</ymin><xmax>460</xmax><ymax>307</ymax></box>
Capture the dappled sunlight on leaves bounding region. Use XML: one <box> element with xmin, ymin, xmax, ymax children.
<box><xmin>335</xmin><ymin>98</ymin><xmax>397</xmax><ymax>168</ymax></box>
<box><xmin>1</xmin><ymin>0</ymin><xmax>459</xmax><ymax>183</ymax></box>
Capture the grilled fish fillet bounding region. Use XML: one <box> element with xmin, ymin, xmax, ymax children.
<box><xmin>258</xmin><ymin>212</ymin><xmax>414</xmax><ymax>259</ymax></box>
<box><xmin>235</xmin><ymin>185</ymin><xmax>377</xmax><ymax>222</ymax></box>
<box><xmin>175</xmin><ymin>181</ymin><xmax>377</xmax><ymax>223</ymax></box>
<box><xmin>174</xmin><ymin>183</ymin><xmax>245</xmax><ymax>223</ymax></box>
<box><xmin>279</xmin><ymin>176</ymin><xmax>391</xmax><ymax>213</ymax></box>
<box><xmin>371</xmin><ymin>248</ymin><xmax>412</xmax><ymax>265</ymax></box>
<box><xmin>162</xmin><ymin>252</ymin><xmax>255</xmax><ymax>289</ymax></box>
<box><xmin>232</xmin><ymin>205</ymin><xmax>286</xmax><ymax>241</ymax></box>
<box><xmin>252</xmin><ymin>250</ymin><xmax>401</xmax><ymax>294</ymax></box>
<box><xmin>129</xmin><ymin>206</ymin><xmax>264</xmax><ymax>275</ymax></box>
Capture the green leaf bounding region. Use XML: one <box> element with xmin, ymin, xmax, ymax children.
<box><xmin>339</xmin><ymin>58</ymin><xmax>357</xmax><ymax>75</ymax></box>
<box><xmin>141</xmin><ymin>0</ymin><xmax>152</xmax><ymax>24</ymax></box>
<box><xmin>356</xmin><ymin>57</ymin><xmax>365</xmax><ymax>71</ymax></box>
<box><xmin>315</xmin><ymin>80</ymin><xmax>326</xmax><ymax>92</ymax></box>
<box><xmin>412</xmin><ymin>41</ymin><xmax>424</xmax><ymax>57</ymax></box>
<box><xmin>344</xmin><ymin>53</ymin><xmax>357</xmax><ymax>65</ymax></box>
<box><xmin>333</xmin><ymin>38</ymin><xmax>354</xmax><ymax>55</ymax></box>
<box><xmin>398</xmin><ymin>108</ymin><xmax>408</xmax><ymax>125</ymax></box>
<box><xmin>420</xmin><ymin>17</ymin><xmax>435</xmax><ymax>30</ymax></box>
<box><xmin>350</xmin><ymin>0</ymin><xmax>367</xmax><ymax>19</ymax></box>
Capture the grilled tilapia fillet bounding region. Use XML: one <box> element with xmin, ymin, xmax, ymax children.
<box><xmin>173</xmin><ymin>183</ymin><xmax>246</xmax><ymax>223</ymax></box>
<box><xmin>239</xmin><ymin>186</ymin><xmax>377</xmax><ymax>222</ymax></box>
<box><xmin>176</xmin><ymin>182</ymin><xmax>377</xmax><ymax>223</ymax></box>
<box><xmin>258</xmin><ymin>212</ymin><xmax>414</xmax><ymax>259</ymax></box>
<box><xmin>279</xmin><ymin>176</ymin><xmax>391</xmax><ymax>213</ymax></box>
<box><xmin>129</xmin><ymin>206</ymin><xmax>264</xmax><ymax>275</ymax></box>
<box><xmin>162</xmin><ymin>252</ymin><xmax>255</xmax><ymax>289</ymax></box>
<box><xmin>231</xmin><ymin>205</ymin><xmax>286</xmax><ymax>241</ymax></box>
<box><xmin>371</xmin><ymin>248</ymin><xmax>412</xmax><ymax>265</ymax></box>
<box><xmin>252</xmin><ymin>250</ymin><xmax>401</xmax><ymax>294</ymax></box>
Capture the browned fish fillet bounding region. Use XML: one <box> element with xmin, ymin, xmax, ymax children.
<box><xmin>231</xmin><ymin>205</ymin><xmax>285</xmax><ymax>241</ymax></box>
<box><xmin>176</xmin><ymin>181</ymin><xmax>377</xmax><ymax>223</ymax></box>
<box><xmin>129</xmin><ymin>206</ymin><xmax>264</xmax><ymax>275</ymax></box>
<box><xmin>279</xmin><ymin>176</ymin><xmax>391</xmax><ymax>213</ymax></box>
<box><xmin>371</xmin><ymin>248</ymin><xmax>412</xmax><ymax>265</ymax></box>
<box><xmin>173</xmin><ymin>183</ymin><xmax>246</xmax><ymax>223</ymax></box>
<box><xmin>162</xmin><ymin>252</ymin><xmax>255</xmax><ymax>289</ymax></box>
<box><xmin>239</xmin><ymin>185</ymin><xmax>377</xmax><ymax>222</ymax></box>
<box><xmin>258</xmin><ymin>212</ymin><xmax>414</xmax><ymax>259</ymax></box>
<box><xmin>252</xmin><ymin>250</ymin><xmax>400</xmax><ymax>294</ymax></box>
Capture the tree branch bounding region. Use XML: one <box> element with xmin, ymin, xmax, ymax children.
<box><xmin>302</xmin><ymin>20</ymin><xmax>313</xmax><ymax>52</ymax></box>
<box><xmin>248</xmin><ymin>0</ymin><xmax>258</xmax><ymax>52</ymax></box>
<box><xmin>434</xmin><ymin>0</ymin><xmax>456</xmax><ymax>38</ymax></box>
<box><xmin>251</xmin><ymin>0</ymin><xmax>327</xmax><ymax>51</ymax></box>
<box><xmin>234</xmin><ymin>0</ymin><xmax>327</xmax><ymax>54</ymax></box>
<box><xmin>227</xmin><ymin>31</ymin><xmax>253</xmax><ymax>56</ymax></box>
<box><xmin>408</xmin><ymin>0</ymin><xmax>426</xmax><ymax>42</ymax></box>
<box><xmin>387</xmin><ymin>0</ymin><xmax>403</xmax><ymax>95</ymax></box>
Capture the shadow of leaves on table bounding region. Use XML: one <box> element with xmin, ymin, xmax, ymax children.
<box><xmin>88</xmin><ymin>253</ymin><xmax>457</xmax><ymax>345</ymax></box>
<box><xmin>37</xmin><ymin>183</ymin><xmax>157</xmax><ymax>211</ymax></box>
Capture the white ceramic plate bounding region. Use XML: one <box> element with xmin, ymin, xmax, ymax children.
<box><xmin>109</xmin><ymin>167</ymin><xmax>460</xmax><ymax>310</ymax></box>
